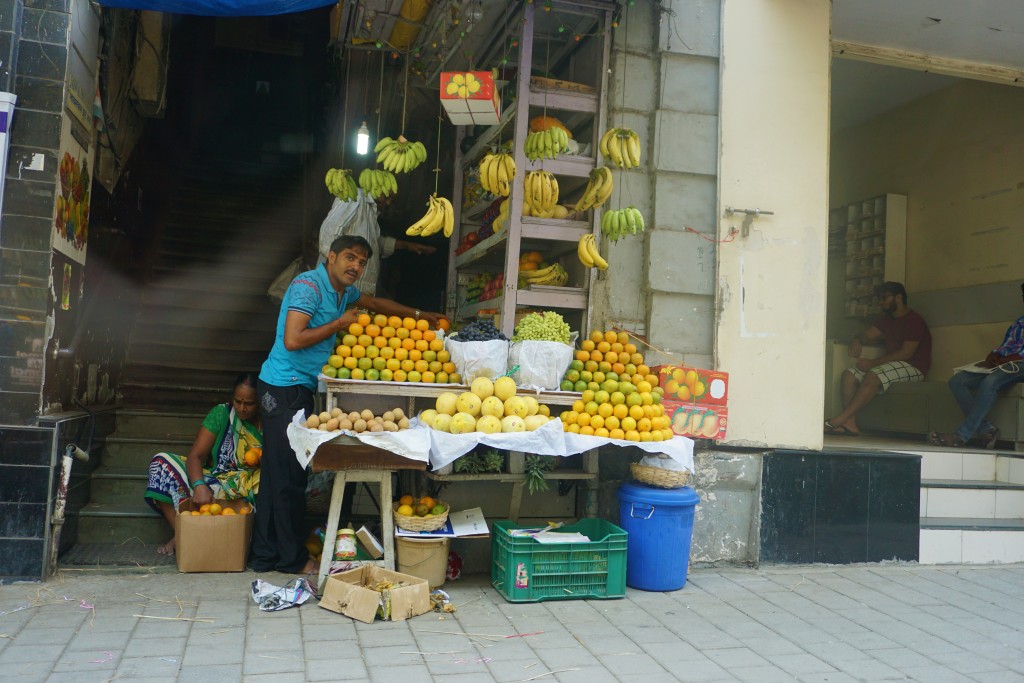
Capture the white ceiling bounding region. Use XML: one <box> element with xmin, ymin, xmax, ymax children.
<box><xmin>830</xmin><ymin>0</ymin><xmax>1024</xmax><ymax>131</ymax></box>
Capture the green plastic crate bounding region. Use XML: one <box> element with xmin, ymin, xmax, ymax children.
<box><xmin>491</xmin><ymin>518</ymin><xmax>627</xmax><ymax>602</ymax></box>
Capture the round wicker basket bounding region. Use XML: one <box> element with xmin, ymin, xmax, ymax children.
<box><xmin>630</xmin><ymin>462</ymin><xmax>691</xmax><ymax>489</ymax></box>
<box><xmin>392</xmin><ymin>502</ymin><xmax>450</xmax><ymax>532</ymax></box>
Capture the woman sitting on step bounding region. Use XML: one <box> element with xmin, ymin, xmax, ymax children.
<box><xmin>144</xmin><ymin>372</ymin><xmax>263</xmax><ymax>555</ymax></box>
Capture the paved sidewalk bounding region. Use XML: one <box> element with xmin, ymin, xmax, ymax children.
<box><xmin>1</xmin><ymin>563</ymin><xmax>1023</xmax><ymax>682</ymax></box>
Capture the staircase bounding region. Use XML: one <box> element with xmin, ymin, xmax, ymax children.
<box><xmin>63</xmin><ymin>156</ymin><xmax>308</xmax><ymax>563</ymax></box>
<box><xmin>914</xmin><ymin>446</ymin><xmax>1024</xmax><ymax>563</ymax></box>
<box><xmin>119</xmin><ymin>156</ymin><xmax>305</xmax><ymax>410</ymax></box>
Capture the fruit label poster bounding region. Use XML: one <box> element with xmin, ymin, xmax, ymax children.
<box><xmin>51</xmin><ymin>116</ymin><xmax>94</xmax><ymax>264</ymax></box>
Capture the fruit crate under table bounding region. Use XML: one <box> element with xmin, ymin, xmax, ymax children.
<box><xmin>491</xmin><ymin>518</ymin><xmax>627</xmax><ymax>602</ymax></box>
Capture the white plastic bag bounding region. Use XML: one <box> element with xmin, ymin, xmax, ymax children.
<box><xmin>446</xmin><ymin>339</ymin><xmax>510</xmax><ymax>382</ymax></box>
<box><xmin>508</xmin><ymin>340</ymin><xmax>573</xmax><ymax>391</ymax></box>
<box><xmin>317</xmin><ymin>192</ymin><xmax>382</xmax><ymax>295</ymax></box>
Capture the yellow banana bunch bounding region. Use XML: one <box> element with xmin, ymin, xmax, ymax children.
<box><xmin>357</xmin><ymin>168</ymin><xmax>398</xmax><ymax>199</ymax></box>
<box><xmin>518</xmin><ymin>263</ymin><xmax>570</xmax><ymax>288</ymax></box>
<box><xmin>406</xmin><ymin>194</ymin><xmax>455</xmax><ymax>238</ymax></box>
<box><xmin>577</xmin><ymin>234</ymin><xmax>608</xmax><ymax>270</ymax></box>
<box><xmin>599</xmin><ymin>128</ymin><xmax>642</xmax><ymax>169</ymax></box>
<box><xmin>325</xmin><ymin>168</ymin><xmax>358</xmax><ymax>202</ymax></box>
<box><xmin>375</xmin><ymin>135</ymin><xmax>428</xmax><ymax>174</ymax></box>
<box><xmin>478</xmin><ymin>153</ymin><xmax>516</xmax><ymax>197</ymax></box>
<box><xmin>524</xmin><ymin>127</ymin><xmax>570</xmax><ymax>161</ymax></box>
<box><xmin>524</xmin><ymin>170</ymin><xmax>559</xmax><ymax>216</ymax></box>
<box><xmin>492</xmin><ymin>199</ymin><xmax>510</xmax><ymax>234</ymax></box>
<box><xmin>600</xmin><ymin>206</ymin><xmax>646</xmax><ymax>242</ymax></box>
<box><xmin>574</xmin><ymin>166</ymin><xmax>615</xmax><ymax>212</ymax></box>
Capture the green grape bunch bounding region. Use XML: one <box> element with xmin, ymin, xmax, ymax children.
<box><xmin>512</xmin><ymin>311</ymin><xmax>572</xmax><ymax>343</ymax></box>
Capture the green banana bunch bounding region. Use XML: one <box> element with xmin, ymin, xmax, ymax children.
<box><xmin>600</xmin><ymin>206</ymin><xmax>646</xmax><ymax>242</ymax></box>
<box><xmin>405</xmin><ymin>194</ymin><xmax>455</xmax><ymax>238</ymax></box>
<box><xmin>357</xmin><ymin>168</ymin><xmax>398</xmax><ymax>199</ymax></box>
<box><xmin>518</xmin><ymin>262</ymin><xmax>570</xmax><ymax>288</ymax></box>
<box><xmin>325</xmin><ymin>168</ymin><xmax>358</xmax><ymax>202</ymax></box>
<box><xmin>524</xmin><ymin>170</ymin><xmax>559</xmax><ymax>216</ymax></box>
<box><xmin>599</xmin><ymin>127</ymin><xmax>642</xmax><ymax>169</ymax></box>
<box><xmin>524</xmin><ymin>127</ymin><xmax>570</xmax><ymax>161</ymax></box>
<box><xmin>478</xmin><ymin>152</ymin><xmax>516</xmax><ymax>197</ymax></box>
<box><xmin>574</xmin><ymin>166</ymin><xmax>615</xmax><ymax>212</ymax></box>
<box><xmin>375</xmin><ymin>135</ymin><xmax>428</xmax><ymax>174</ymax></box>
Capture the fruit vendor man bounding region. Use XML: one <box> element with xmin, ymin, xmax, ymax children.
<box><xmin>253</xmin><ymin>235</ymin><xmax>444</xmax><ymax>574</ymax></box>
<box><xmin>317</xmin><ymin>191</ymin><xmax>435</xmax><ymax>296</ymax></box>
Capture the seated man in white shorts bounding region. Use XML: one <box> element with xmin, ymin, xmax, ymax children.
<box><xmin>825</xmin><ymin>282</ymin><xmax>932</xmax><ymax>436</ymax></box>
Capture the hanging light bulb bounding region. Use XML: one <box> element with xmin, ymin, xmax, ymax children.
<box><xmin>356</xmin><ymin>121</ymin><xmax>371</xmax><ymax>155</ymax></box>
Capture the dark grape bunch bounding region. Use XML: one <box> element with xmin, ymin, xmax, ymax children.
<box><xmin>449</xmin><ymin>320</ymin><xmax>508</xmax><ymax>342</ymax></box>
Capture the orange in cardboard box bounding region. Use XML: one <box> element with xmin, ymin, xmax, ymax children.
<box><xmin>655</xmin><ymin>365</ymin><xmax>729</xmax><ymax>406</ymax></box>
<box><xmin>175</xmin><ymin>498</ymin><xmax>254</xmax><ymax>573</ymax></box>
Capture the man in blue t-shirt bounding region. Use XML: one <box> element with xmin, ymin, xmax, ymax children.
<box><xmin>252</xmin><ymin>235</ymin><xmax>443</xmax><ymax>574</ymax></box>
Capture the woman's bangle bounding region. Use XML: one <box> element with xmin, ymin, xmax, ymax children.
<box><xmin>190</xmin><ymin>479</ymin><xmax>207</xmax><ymax>489</ymax></box>
<box><xmin>414</xmin><ymin>309</ymin><xmax>420</xmax><ymax>319</ymax></box>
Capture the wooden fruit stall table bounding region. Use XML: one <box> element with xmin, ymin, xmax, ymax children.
<box><xmin>315</xmin><ymin>379</ymin><xmax>598</xmax><ymax>583</ymax></box>
<box><xmin>311</xmin><ymin>441</ymin><xmax>426</xmax><ymax>591</ymax></box>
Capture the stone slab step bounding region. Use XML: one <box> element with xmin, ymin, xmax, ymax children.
<box><xmin>920</xmin><ymin>518</ymin><xmax>1024</xmax><ymax>564</ymax></box>
<box><xmin>91</xmin><ymin>468</ymin><xmax>151</xmax><ymax>506</ymax></box>
<box><xmin>103</xmin><ymin>436</ymin><xmax>193</xmax><ymax>469</ymax></box>
<box><xmin>73</xmin><ymin>502</ymin><xmax>166</xmax><ymax>545</ymax></box>
<box><xmin>114</xmin><ymin>410</ymin><xmax>205</xmax><ymax>438</ymax></box>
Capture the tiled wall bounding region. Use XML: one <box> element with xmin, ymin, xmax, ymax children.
<box><xmin>0</xmin><ymin>425</ymin><xmax>54</xmax><ymax>581</ymax></box>
<box><xmin>0</xmin><ymin>0</ymin><xmax>70</xmax><ymax>422</ymax></box>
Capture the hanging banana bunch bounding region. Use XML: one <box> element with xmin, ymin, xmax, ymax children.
<box><xmin>478</xmin><ymin>152</ymin><xmax>516</xmax><ymax>197</ymax></box>
<box><xmin>599</xmin><ymin>127</ymin><xmax>642</xmax><ymax>169</ymax></box>
<box><xmin>577</xmin><ymin>234</ymin><xmax>609</xmax><ymax>270</ymax></box>
<box><xmin>375</xmin><ymin>135</ymin><xmax>428</xmax><ymax>174</ymax></box>
<box><xmin>325</xmin><ymin>168</ymin><xmax>358</xmax><ymax>202</ymax></box>
<box><xmin>406</xmin><ymin>194</ymin><xmax>455</xmax><ymax>238</ymax></box>
<box><xmin>601</xmin><ymin>206</ymin><xmax>646</xmax><ymax>242</ymax></box>
<box><xmin>574</xmin><ymin>167</ymin><xmax>614</xmax><ymax>212</ymax></box>
<box><xmin>524</xmin><ymin>170</ymin><xmax>559</xmax><ymax>216</ymax></box>
<box><xmin>357</xmin><ymin>168</ymin><xmax>398</xmax><ymax>199</ymax></box>
<box><xmin>524</xmin><ymin>127</ymin><xmax>570</xmax><ymax>161</ymax></box>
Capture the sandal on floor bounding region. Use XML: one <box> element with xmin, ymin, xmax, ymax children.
<box><xmin>980</xmin><ymin>428</ymin><xmax>1000</xmax><ymax>450</ymax></box>
<box><xmin>824</xmin><ymin>420</ymin><xmax>858</xmax><ymax>437</ymax></box>
<box><xmin>927</xmin><ymin>431</ymin><xmax>965</xmax><ymax>447</ymax></box>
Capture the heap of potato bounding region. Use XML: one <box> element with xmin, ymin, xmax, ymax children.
<box><xmin>306</xmin><ymin>407</ymin><xmax>410</xmax><ymax>434</ymax></box>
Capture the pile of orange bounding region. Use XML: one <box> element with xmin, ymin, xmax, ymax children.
<box><xmin>185</xmin><ymin>502</ymin><xmax>250</xmax><ymax>516</ymax></box>
<box><xmin>560</xmin><ymin>330</ymin><xmax>671</xmax><ymax>443</ymax></box>
<box><xmin>243</xmin><ymin>447</ymin><xmax>262</xmax><ymax>468</ymax></box>
<box><xmin>325</xmin><ymin>312</ymin><xmax>461</xmax><ymax>384</ymax></box>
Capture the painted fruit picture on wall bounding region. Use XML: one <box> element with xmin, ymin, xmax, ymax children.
<box><xmin>55</xmin><ymin>151</ymin><xmax>90</xmax><ymax>251</ymax></box>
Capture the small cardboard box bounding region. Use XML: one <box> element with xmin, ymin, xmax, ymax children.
<box><xmin>318</xmin><ymin>565</ymin><xmax>431</xmax><ymax>624</ymax></box>
<box><xmin>355</xmin><ymin>525</ymin><xmax>384</xmax><ymax>560</ymax></box>
<box><xmin>175</xmin><ymin>499</ymin><xmax>254</xmax><ymax>573</ymax></box>
<box><xmin>655</xmin><ymin>365</ymin><xmax>730</xmax><ymax>406</ymax></box>
<box><xmin>440</xmin><ymin>70</ymin><xmax>500</xmax><ymax>125</ymax></box>
<box><xmin>663</xmin><ymin>400</ymin><xmax>728</xmax><ymax>440</ymax></box>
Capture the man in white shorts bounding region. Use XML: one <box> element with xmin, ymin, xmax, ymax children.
<box><xmin>825</xmin><ymin>282</ymin><xmax>932</xmax><ymax>436</ymax></box>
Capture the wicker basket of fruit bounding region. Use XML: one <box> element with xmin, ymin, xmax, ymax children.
<box><xmin>393</xmin><ymin>496</ymin><xmax>449</xmax><ymax>532</ymax></box>
<box><xmin>630</xmin><ymin>462</ymin><xmax>691</xmax><ymax>489</ymax></box>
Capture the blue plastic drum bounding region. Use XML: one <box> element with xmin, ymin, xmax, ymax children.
<box><xmin>618</xmin><ymin>482</ymin><xmax>699</xmax><ymax>591</ymax></box>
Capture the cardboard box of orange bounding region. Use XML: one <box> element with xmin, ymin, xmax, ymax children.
<box><xmin>663</xmin><ymin>400</ymin><xmax>728</xmax><ymax>440</ymax></box>
<box><xmin>175</xmin><ymin>499</ymin><xmax>254</xmax><ymax>573</ymax></box>
<box><xmin>654</xmin><ymin>365</ymin><xmax>729</xmax><ymax>406</ymax></box>
<box><xmin>318</xmin><ymin>565</ymin><xmax>431</xmax><ymax>624</ymax></box>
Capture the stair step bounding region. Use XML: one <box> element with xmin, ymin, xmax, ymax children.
<box><xmin>73</xmin><ymin>502</ymin><xmax>166</xmax><ymax>544</ymax></box>
<box><xmin>919</xmin><ymin>481</ymin><xmax>1024</xmax><ymax>519</ymax></box>
<box><xmin>60</xmin><ymin>542</ymin><xmax>177</xmax><ymax>568</ymax></box>
<box><xmin>91</xmin><ymin>468</ymin><xmax>152</xmax><ymax>506</ymax></box>
<box><xmin>126</xmin><ymin>342</ymin><xmax>270</xmax><ymax>369</ymax></box>
<box><xmin>922</xmin><ymin>478</ymin><xmax>1024</xmax><ymax>490</ymax></box>
<box><xmin>921</xmin><ymin>516</ymin><xmax>1024</xmax><ymax>531</ymax></box>
<box><xmin>920</xmin><ymin>523</ymin><xmax>1024</xmax><ymax>564</ymax></box>
<box><xmin>128</xmin><ymin>333</ymin><xmax>275</xmax><ymax>354</ymax></box>
<box><xmin>103</xmin><ymin>437</ymin><xmax>193</xmax><ymax>469</ymax></box>
<box><xmin>115</xmin><ymin>409</ymin><xmax>206</xmax><ymax>438</ymax></box>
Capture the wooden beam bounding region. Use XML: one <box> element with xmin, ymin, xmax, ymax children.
<box><xmin>832</xmin><ymin>41</ymin><xmax>1024</xmax><ymax>87</ymax></box>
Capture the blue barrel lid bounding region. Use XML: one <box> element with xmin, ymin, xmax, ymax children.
<box><xmin>619</xmin><ymin>481</ymin><xmax>699</xmax><ymax>505</ymax></box>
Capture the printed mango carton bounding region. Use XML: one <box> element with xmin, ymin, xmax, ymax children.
<box><xmin>654</xmin><ymin>365</ymin><xmax>729</xmax><ymax>406</ymax></box>
<box><xmin>663</xmin><ymin>401</ymin><xmax>728</xmax><ymax>440</ymax></box>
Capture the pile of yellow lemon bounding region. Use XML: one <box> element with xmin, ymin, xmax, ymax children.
<box><xmin>323</xmin><ymin>312</ymin><xmax>459</xmax><ymax>384</ymax></box>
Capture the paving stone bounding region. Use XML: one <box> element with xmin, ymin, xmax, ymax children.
<box><xmin>183</xmin><ymin>640</ymin><xmax>244</xmax><ymax>665</ymax></box>
<box><xmin>899</xmin><ymin>664</ymin><xmax>974</xmax><ymax>682</ymax></box>
<box><xmin>12</xmin><ymin>627</ymin><xmax>75</xmax><ymax>645</ymax></box>
<box><xmin>122</xmin><ymin>635</ymin><xmax>187</xmax><ymax>658</ymax></box>
<box><xmin>50</xmin><ymin>647</ymin><xmax>120</xmax><ymax>673</ymax></box>
<box><xmin>796</xmin><ymin>673</ymin><xmax>860</xmax><ymax>683</ymax></box>
<box><xmin>596</xmin><ymin>651</ymin><xmax>669</xmax><ymax>675</ymax></box>
<box><xmin>115</xmin><ymin>655</ymin><xmax>182</xmax><ymax>678</ymax></box>
<box><xmin>866</xmin><ymin>646</ymin><xmax>940</xmax><ymax>669</ymax></box>
<box><xmin>241</xmin><ymin>650</ymin><xmax>305</xmax><ymax>675</ymax></box>
<box><xmin>968</xmin><ymin>671</ymin><xmax>1024</xmax><ymax>682</ymax></box>
<box><xmin>638</xmin><ymin>640</ymin><xmax>707</xmax><ymax>663</ymax></box>
<box><xmin>538</xmin><ymin>665</ymin><xmax>620</xmax><ymax>683</ymax></box>
<box><xmin>368</xmin><ymin>662</ymin><xmax>434</xmax><ymax>682</ymax></box>
<box><xmin>302</xmin><ymin>622</ymin><xmax>357</xmax><ymax>641</ymax></box>
<box><xmin>729</xmin><ymin>664</ymin><xmax>799</xmax><ymax>682</ymax></box>
<box><xmin>305</xmin><ymin>657</ymin><xmax>371</xmax><ymax>681</ymax></box>
<box><xmin>535</xmin><ymin>645</ymin><xmax>603</xmax><ymax>668</ymax></box>
<box><xmin>244</xmin><ymin>629</ymin><xmax>303</xmax><ymax>653</ymax></box>
<box><xmin>67</xmin><ymin>629</ymin><xmax>131</xmax><ymax>651</ymax></box>
<box><xmin>768</xmin><ymin>653</ymin><xmax>838</xmax><ymax>676</ymax></box>
<box><xmin>356</xmin><ymin>626</ymin><xmax>418</xmax><ymax>648</ymax></box>
<box><xmin>703</xmin><ymin>646</ymin><xmax>771</xmax><ymax>669</ymax></box>
<box><xmin>742</xmin><ymin>636</ymin><xmax>808</xmax><ymax>657</ymax></box>
<box><xmin>362</xmin><ymin>643</ymin><xmax>427</xmax><ymax>668</ymax></box>
<box><xmin>833</xmin><ymin>657</ymin><xmax>906</xmax><ymax>679</ymax></box>
<box><xmin>177</xmin><ymin>663</ymin><xmax>243</xmax><ymax>683</ymax></box>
